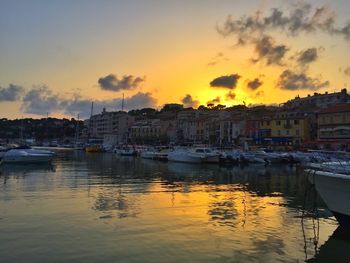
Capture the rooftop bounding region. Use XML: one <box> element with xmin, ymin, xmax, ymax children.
<box><xmin>318</xmin><ymin>103</ymin><xmax>350</xmax><ymax>114</ymax></box>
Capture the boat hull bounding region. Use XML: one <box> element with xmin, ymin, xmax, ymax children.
<box><xmin>204</xmin><ymin>155</ymin><xmax>220</xmax><ymax>163</ymax></box>
<box><xmin>168</xmin><ymin>151</ymin><xmax>203</xmax><ymax>163</ymax></box>
<box><xmin>309</xmin><ymin>171</ymin><xmax>350</xmax><ymax>227</ymax></box>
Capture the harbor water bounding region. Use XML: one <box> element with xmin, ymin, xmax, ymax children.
<box><xmin>0</xmin><ymin>150</ymin><xmax>349</xmax><ymax>262</ymax></box>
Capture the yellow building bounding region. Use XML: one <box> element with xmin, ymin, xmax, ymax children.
<box><xmin>260</xmin><ymin>111</ymin><xmax>310</xmax><ymax>145</ymax></box>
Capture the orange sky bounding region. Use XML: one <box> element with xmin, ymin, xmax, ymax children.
<box><xmin>0</xmin><ymin>0</ymin><xmax>350</xmax><ymax>118</ymax></box>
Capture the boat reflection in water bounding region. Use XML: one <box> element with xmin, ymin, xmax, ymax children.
<box><xmin>0</xmin><ymin>163</ymin><xmax>55</xmax><ymax>175</ymax></box>
<box><xmin>0</xmin><ymin>151</ymin><xmax>348</xmax><ymax>262</ymax></box>
<box><xmin>307</xmin><ymin>226</ymin><xmax>350</xmax><ymax>262</ymax></box>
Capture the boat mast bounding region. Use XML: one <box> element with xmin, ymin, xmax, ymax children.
<box><xmin>122</xmin><ymin>93</ymin><xmax>124</xmax><ymax>112</ymax></box>
<box><xmin>19</xmin><ymin>118</ymin><xmax>24</xmax><ymax>145</ymax></box>
<box><xmin>74</xmin><ymin>114</ymin><xmax>80</xmax><ymax>146</ymax></box>
<box><xmin>88</xmin><ymin>102</ymin><xmax>94</xmax><ymax>143</ymax></box>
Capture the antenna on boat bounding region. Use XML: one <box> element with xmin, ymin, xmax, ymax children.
<box><xmin>122</xmin><ymin>93</ymin><xmax>125</xmax><ymax>112</ymax></box>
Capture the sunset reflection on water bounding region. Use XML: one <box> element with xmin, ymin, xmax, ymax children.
<box><xmin>0</xmin><ymin>150</ymin><xmax>346</xmax><ymax>262</ymax></box>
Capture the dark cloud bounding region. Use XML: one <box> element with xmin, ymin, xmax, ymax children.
<box><xmin>98</xmin><ymin>74</ymin><xmax>145</xmax><ymax>92</ymax></box>
<box><xmin>64</xmin><ymin>92</ymin><xmax>156</xmax><ymax>118</ymax></box>
<box><xmin>296</xmin><ymin>47</ymin><xmax>318</xmax><ymax>65</ymax></box>
<box><xmin>207</xmin><ymin>52</ymin><xmax>229</xmax><ymax>66</ymax></box>
<box><xmin>207</xmin><ymin>96</ymin><xmax>221</xmax><ymax>105</ymax></box>
<box><xmin>210</xmin><ymin>74</ymin><xmax>241</xmax><ymax>89</ymax></box>
<box><xmin>251</xmin><ymin>90</ymin><xmax>265</xmax><ymax>99</ymax></box>
<box><xmin>247</xmin><ymin>78</ymin><xmax>263</xmax><ymax>90</ymax></box>
<box><xmin>181</xmin><ymin>94</ymin><xmax>199</xmax><ymax>108</ymax></box>
<box><xmin>252</xmin><ymin>36</ymin><xmax>289</xmax><ymax>65</ymax></box>
<box><xmin>344</xmin><ymin>67</ymin><xmax>350</xmax><ymax>76</ymax></box>
<box><xmin>0</xmin><ymin>84</ymin><xmax>24</xmax><ymax>102</ymax></box>
<box><xmin>21</xmin><ymin>86</ymin><xmax>67</xmax><ymax>115</ymax></box>
<box><xmin>217</xmin><ymin>3</ymin><xmax>350</xmax><ymax>41</ymax></box>
<box><xmin>225</xmin><ymin>91</ymin><xmax>236</xmax><ymax>100</ymax></box>
<box><xmin>20</xmin><ymin>85</ymin><xmax>156</xmax><ymax>118</ymax></box>
<box><xmin>277</xmin><ymin>70</ymin><xmax>330</xmax><ymax>90</ymax></box>
<box><xmin>124</xmin><ymin>92</ymin><xmax>156</xmax><ymax>110</ymax></box>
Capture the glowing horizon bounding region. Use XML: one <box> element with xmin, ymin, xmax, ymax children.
<box><xmin>1</xmin><ymin>0</ymin><xmax>350</xmax><ymax>119</ymax></box>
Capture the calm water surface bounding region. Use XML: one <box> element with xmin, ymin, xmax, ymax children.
<box><xmin>1</xmin><ymin>150</ymin><xmax>349</xmax><ymax>262</ymax></box>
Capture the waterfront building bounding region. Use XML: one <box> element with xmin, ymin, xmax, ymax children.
<box><xmin>245</xmin><ymin>119</ymin><xmax>261</xmax><ymax>140</ymax></box>
<box><xmin>175</xmin><ymin>108</ymin><xmax>227</xmax><ymax>144</ymax></box>
<box><xmin>284</xmin><ymin>88</ymin><xmax>349</xmax><ymax>109</ymax></box>
<box><xmin>244</xmin><ymin>105</ymin><xmax>279</xmax><ymax>143</ymax></box>
<box><xmin>130</xmin><ymin>119</ymin><xmax>169</xmax><ymax>144</ymax></box>
<box><xmin>260</xmin><ymin>111</ymin><xmax>311</xmax><ymax>145</ymax></box>
<box><xmin>219</xmin><ymin>115</ymin><xmax>246</xmax><ymax>146</ymax></box>
<box><xmin>317</xmin><ymin>104</ymin><xmax>350</xmax><ymax>146</ymax></box>
<box><xmin>87</xmin><ymin>109</ymin><xmax>134</xmax><ymax>143</ymax></box>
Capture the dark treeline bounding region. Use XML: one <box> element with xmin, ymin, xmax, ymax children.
<box><xmin>0</xmin><ymin>118</ymin><xmax>84</xmax><ymax>141</ymax></box>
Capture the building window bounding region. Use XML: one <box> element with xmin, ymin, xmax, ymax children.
<box><xmin>278</xmin><ymin>130</ymin><xmax>281</xmax><ymax>136</ymax></box>
<box><xmin>294</xmin><ymin>120</ymin><xmax>299</xmax><ymax>125</ymax></box>
<box><xmin>296</xmin><ymin>129</ymin><xmax>300</xmax><ymax>136</ymax></box>
<box><xmin>267</xmin><ymin>121</ymin><xmax>270</xmax><ymax>126</ymax></box>
<box><xmin>286</xmin><ymin>130</ymin><xmax>289</xmax><ymax>135</ymax></box>
<box><xmin>276</xmin><ymin>120</ymin><xmax>281</xmax><ymax>126</ymax></box>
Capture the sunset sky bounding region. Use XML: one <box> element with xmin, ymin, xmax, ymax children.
<box><xmin>1</xmin><ymin>0</ymin><xmax>350</xmax><ymax>119</ymax></box>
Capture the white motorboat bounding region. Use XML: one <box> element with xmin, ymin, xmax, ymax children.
<box><xmin>140</xmin><ymin>148</ymin><xmax>157</xmax><ymax>159</ymax></box>
<box><xmin>2</xmin><ymin>149</ymin><xmax>53</xmax><ymax>163</ymax></box>
<box><xmin>306</xmin><ymin>161</ymin><xmax>350</xmax><ymax>174</ymax></box>
<box><xmin>167</xmin><ymin>148</ymin><xmax>204</xmax><ymax>163</ymax></box>
<box><xmin>114</xmin><ymin>145</ymin><xmax>137</xmax><ymax>156</ymax></box>
<box><xmin>190</xmin><ymin>147</ymin><xmax>220</xmax><ymax>163</ymax></box>
<box><xmin>241</xmin><ymin>152</ymin><xmax>267</xmax><ymax>164</ymax></box>
<box><xmin>308</xmin><ymin>170</ymin><xmax>350</xmax><ymax>227</ymax></box>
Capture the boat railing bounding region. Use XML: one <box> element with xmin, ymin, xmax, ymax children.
<box><xmin>308</xmin><ymin>151</ymin><xmax>350</xmax><ymax>174</ymax></box>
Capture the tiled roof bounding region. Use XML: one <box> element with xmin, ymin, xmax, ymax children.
<box><xmin>318</xmin><ymin>104</ymin><xmax>350</xmax><ymax>114</ymax></box>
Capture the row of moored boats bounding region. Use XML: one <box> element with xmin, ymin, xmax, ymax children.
<box><xmin>113</xmin><ymin>145</ymin><xmax>350</xmax><ymax>166</ymax></box>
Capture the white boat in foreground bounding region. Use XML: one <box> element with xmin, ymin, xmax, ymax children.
<box><xmin>309</xmin><ymin>170</ymin><xmax>350</xmax><ymax>227</ymax></box>
<box><xmin>306</xmin><ymin>162</ymin><xmax>350</xmax><ymax>174</ymax></box>
<box><xmin>1</xmin><ymin>148</ymin><xmax>54</xmax><ymax>164</ymax></box>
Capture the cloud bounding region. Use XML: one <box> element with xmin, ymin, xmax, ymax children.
<box><xmin>0</xmin><ymin>84</ymin><xmax>24</xmax><ymax>102</ymax></box>
<box><xmin>207</xmin><ymin>96</ymin><xmax>221</xmax><ymax>105</ymax></box>
<box><xmin>64</xmin><ymin>92</ymin><xmax>157</xmax><ymax>118</ymax></box>
<box><xmin>207</xmin><ymin>52</ymin><xmax>229</xmax><ymax>66</ymax></box>
<box><xmin>124</xmin><ymin>92</ymin><xmax>156</xmax><ymax>110</ymax></box>
<box><xmin>20</xmin><ymin>85</ymin><xmax>157</xmax><ymax>118</ymax></box>
<box><xmin>247</xmin><ymin>78</ymin><xmax>263</xmax><ymax>90</ymax></box>
<box><xmin>21</xmin><ymin>86</ymin><xmax>67</xmax><ymax>115</ymax></box>
<box><xmin>296</xmin><ymin>47</ymin><xmax>318</xmax><ymax>65</ymax></box>
<box><xmin>181</xmin><ymin>94</ymin><xmax>199</xmax><ymax>108</ymax></box>
<box><xmin>225</xmin><ymin>91</ymin><xmax>236</xmax><ymax>100</ymax></box>
<box><xmin>277</xmin><ymin>70</ymin><xmax>330</xmax><ymax>90</ymax></box>
<box><xmin>210</xmin><ymin>74</ymin><xmax>241</xmax><ymax>89</ymax></box>
<box><xmin>252</xmin><ymin>35</ymin><xmax>289</xmax><ymax>65</ymax></box>
<box><xmin>217</xmin><ymin>3</ymin><xmax>350</xmax><ymax>41</ymax></box>
<box><xmin>250</xmin><ymin>90</ymin><xmax>265</xmax><ymax>99</ymax></box>
<box><xmin>98</xmin><ymin>74</ymin><xmax>145</xmax><ymax>92</ymax></box>
<box><xmin>344</xmin><ymin>67</ymin><xmax>350</xmax><ymax>76</ymax></box>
